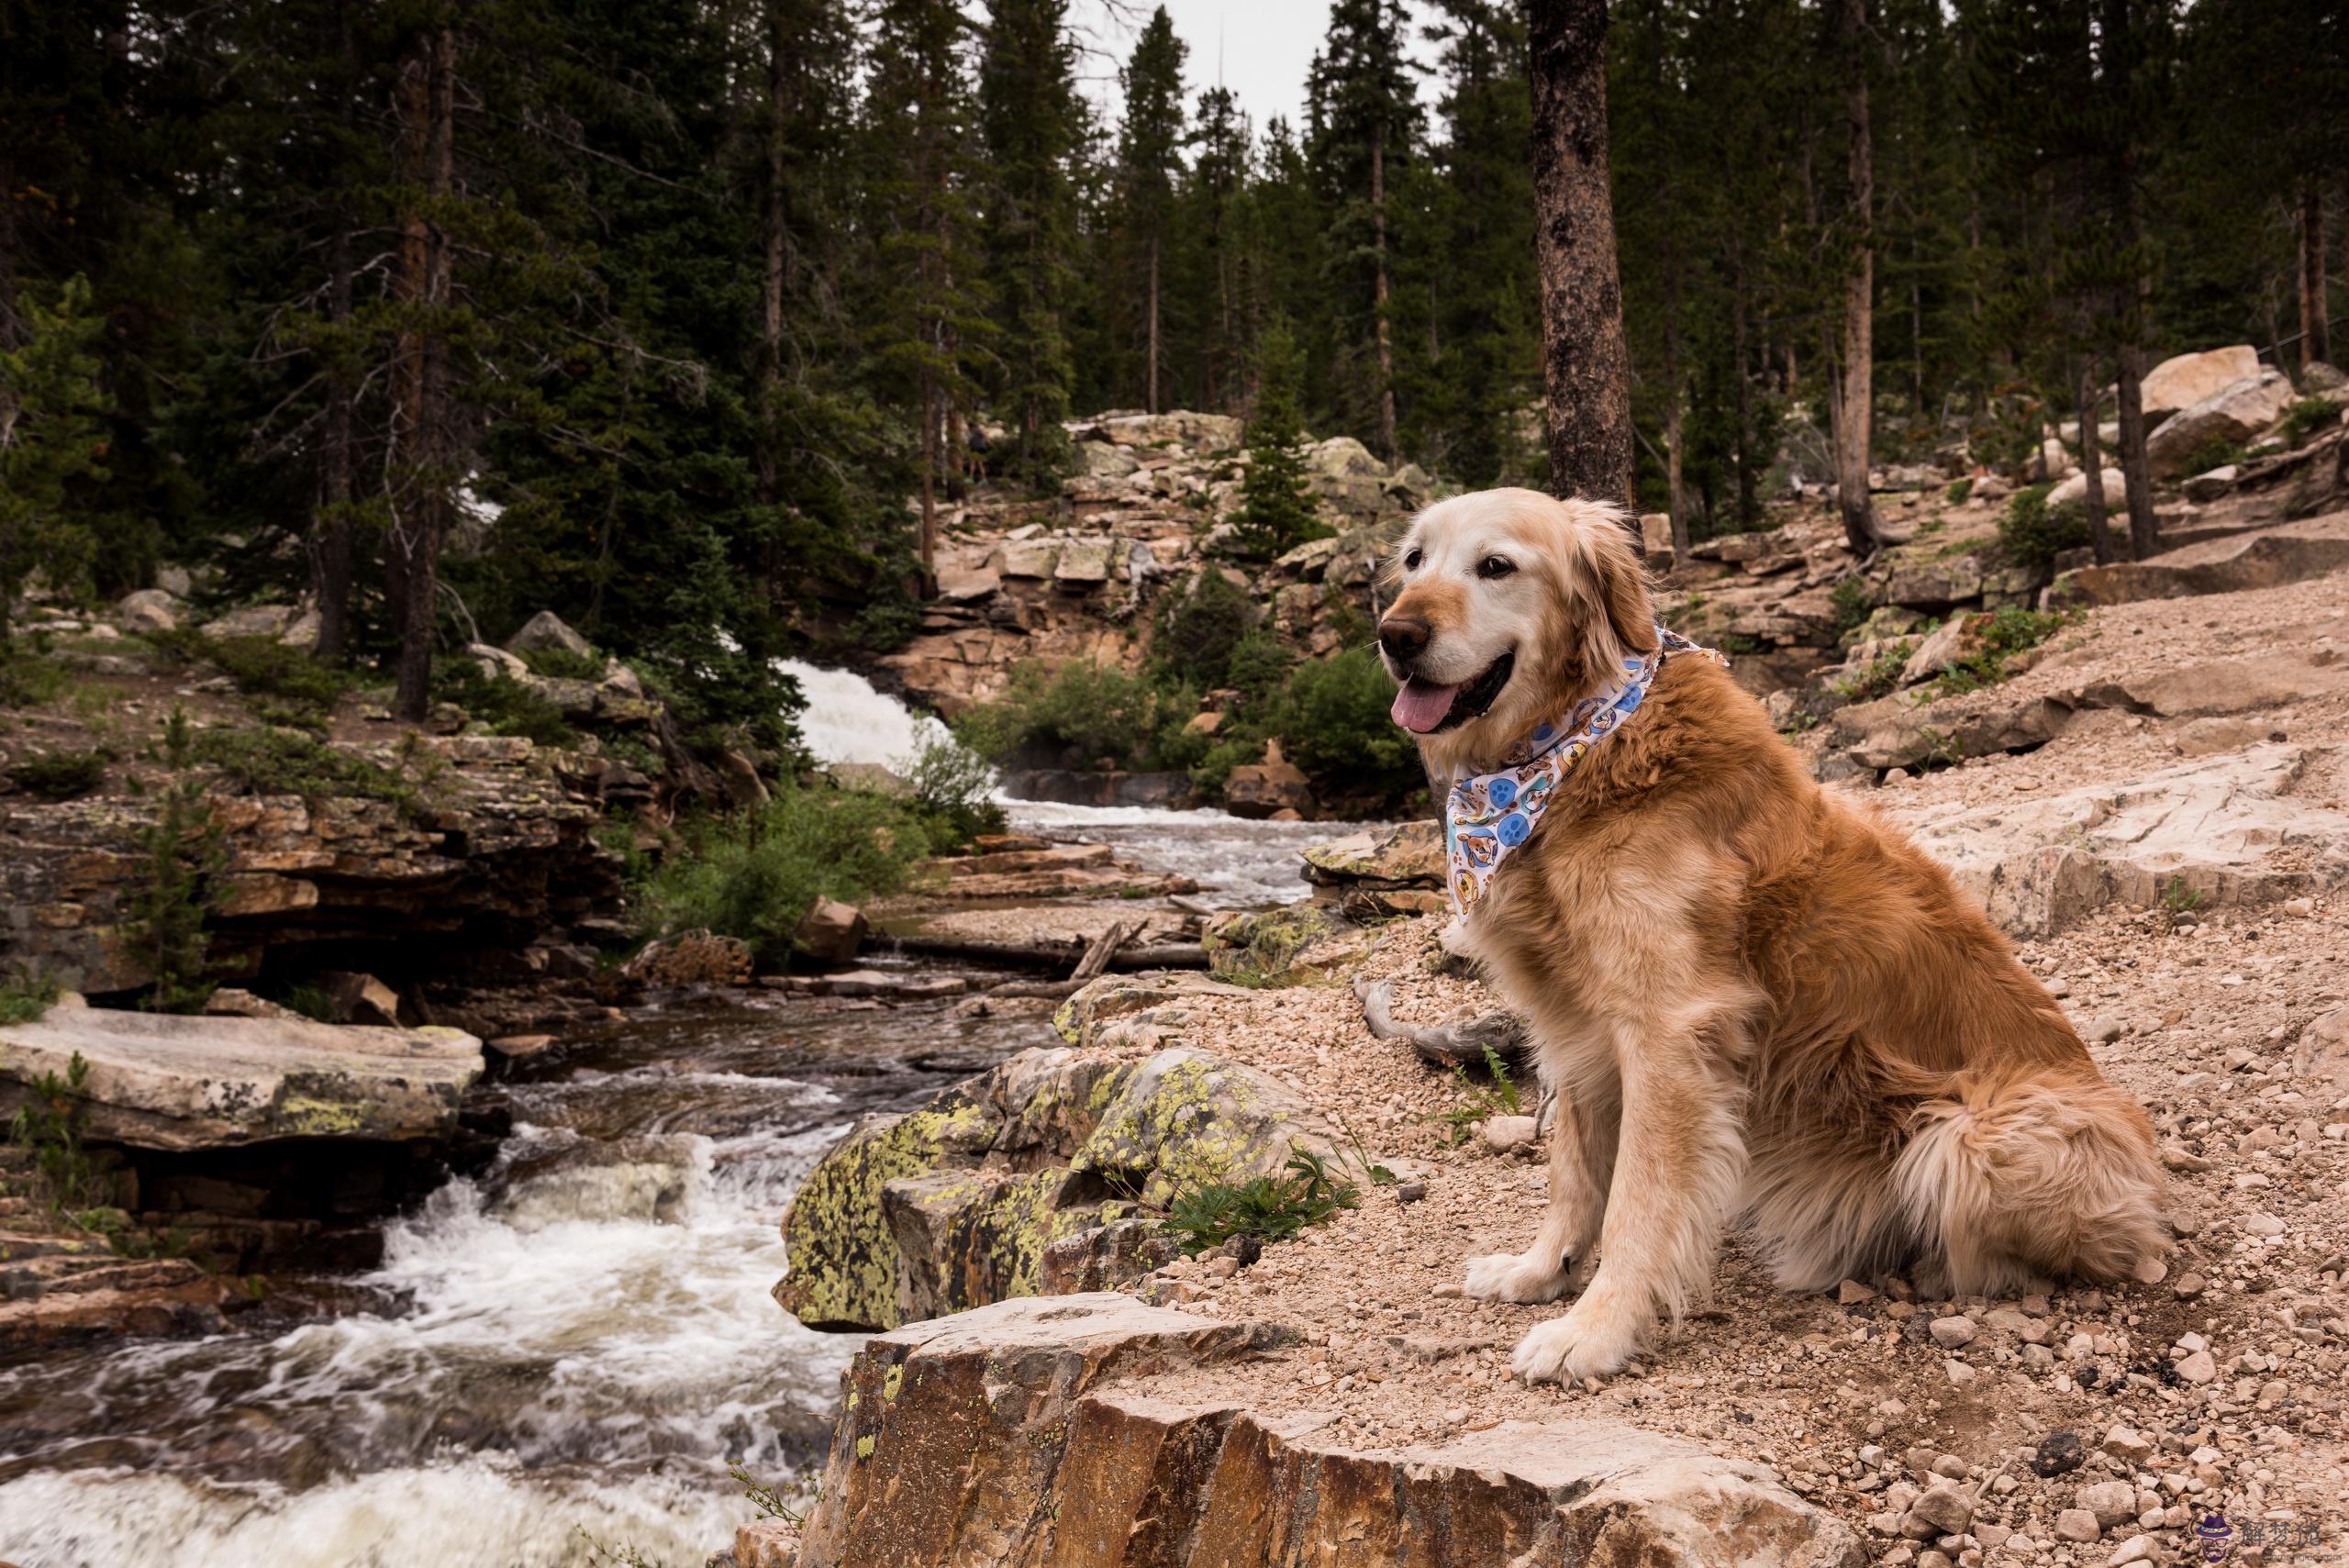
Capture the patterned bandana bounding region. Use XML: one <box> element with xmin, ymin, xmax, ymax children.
<box><xmin>1443</xmin><ymin>627</ymin><xmax>1724</xmax><ymax>917</ymax></box>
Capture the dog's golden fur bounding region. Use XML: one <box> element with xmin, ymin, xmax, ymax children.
<box><xmin>1380</xmin><ymin>487</ymin><xmax>2166</xmax><ymax>1383</ymax></box>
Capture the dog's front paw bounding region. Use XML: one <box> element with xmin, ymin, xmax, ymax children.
<box><xmin>1508</xmin><ymin>1297</ymin><xmax>1644</xmax><ymax>1384</ymax></box>
<box><xmin>1462</xmin><ymin>1250</ymin><xmax>1576</xmax><ymax>1304</ymax></box>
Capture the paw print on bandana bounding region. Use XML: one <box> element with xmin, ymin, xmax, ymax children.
<box><xmin>1496</xmin><ymin>811</ymin><xmax>1531</xmax><ymax>847</ymax></box>
<box><xmin>1486</xmin><ymin>776</ymin><xmax>1518</xmax><ymax>809</ymax></box>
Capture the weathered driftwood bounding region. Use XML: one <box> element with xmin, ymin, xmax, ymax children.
<box><xmin>1352</xmin><ymin>974</ymin><xmax>1528</xmax><ymax>1067</ymax></box>
<box><xmin>1069</xmin><ymin>920</ymin><xmax>1135</xmax><ymax>983</ymax></box>
<box><xmin>885</xmin><ymin>934</ymin><xmax>1208</xmax><ymax>973</ymax></box>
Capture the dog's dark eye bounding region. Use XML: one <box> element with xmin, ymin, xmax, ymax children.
<box><xmin>1477</xmin><ymin>555</ymin><xmax>1516</xmax><ymax>579</ymax></box>
<box><xmin>1403</xmin><ymin>549</ymin><xmax>1423</xmax><ymax>571</ymax></box>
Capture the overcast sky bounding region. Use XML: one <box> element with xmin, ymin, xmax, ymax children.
<box><xmin>1065</xmin><ymin>1</ymin><xmax>1447</xmax><ymax>139</ymax></box>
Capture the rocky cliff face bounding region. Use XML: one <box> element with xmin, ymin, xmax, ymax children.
<box><xmin>0</xmin><ymin>732</ymin><xmax>628</xmax><ymax>1016</ymax></box>
<box><xmin>878</xmin><ymin>413</ymin><xmax>1433</xmax><ymax>717</ymax></box>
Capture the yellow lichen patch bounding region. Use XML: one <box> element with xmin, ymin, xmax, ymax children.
<box><xmin>273</xmin><ymin>1096</ymin><xmax>369</xmax><ymax>1137</ymax></box>
<box><xmin>883</xmin><ymin>1364</ymin><xmax>903</xmax><ymax>1402</ymax></box>
<box><xmin>854</xmin><ymin>1435</ymin><xmax>874</xmax><ymax>1461</ymax></box>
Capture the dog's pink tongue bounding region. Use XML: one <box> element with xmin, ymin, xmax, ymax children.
<box><xmin>1390</xmin><ymin>677</ymin><xmax>1460</xmax><ymax>734</ymax></box>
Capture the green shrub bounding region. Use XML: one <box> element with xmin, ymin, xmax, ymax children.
<box><xmin>0</xmin><ymin>968</ymin><xmax>61</xmax><ymax>1025</ymax></box>
<box><xmin>1995</xmin><ymin>483</ymin><xmax>2090</xmax><ymax>569</ymax></box>
<box><xmin>899</xmin><ymin>734</ymin><xmax>1005</xmax><ymax>850</ymax></box>
<box><xmin>434</xmin><ymin>662</ymin><xmax>579</xmax><ymax>748</ymax></box>
<box><xmin>1830</xmin><ymin>575</ymin><xmax>1877</xmax><ymax>639</ymax></box>
<box><xmin>2175</xmin><ymin>434</ymin><xmax>2245</xmax><ymax>478</ymax></box>
<box><xmin>955</xmin><ymin>660</ymin><xmax>1189</xmax><ymax>772</ymax></box>
<box><xmin>1944</xmin><ymin>477</ymin><xmax>1974</xmax><ymax>505</ymax></box>
<box><xmin>1919</xmin><ymin>606</ymin><xmax>2075</xmax><ymax>697</ymax></box>
<box><xmin>1152</xmin><ymin>569</ymin><xmax>1257</xmax><ymax>683</ymax></box>
<box><xmin>7</xmin><ymin>747</ymin><xmax>108</xmax><ymax>799</ymax></box>
<box><xmin>1272</xmin><ymin>645</ymin><xmax>1422</xmax><ymax>799</ymax></box>
<box><xmin>1163</xmin><ymin>1147</ymin><xmax>1359</xmax><ymax>1256</ymax></box>
<box><xmin>637</xmin><ymin>786</ymin><xmax>933</xmax><ymax>968</ymax></box>
<box><xmin>1224</xmin><ymin>628</ymin><xmax>1296</xmax><ymax>701</ymax></box>
<box><xmin>153</xmin><ymin>631</ymin><xmax>349</xmax><ymax>728</ymax></box>
<box><xmin>191</xmin><ymin>725</ymin><xmax>438</xmax><ymax>811</ymax></box>
<box><xmin>0</xmin><ymin>648</ymin><xmax>71</xmax><ymax>707</ymax></box>
<box><xmin>2277</xmin><ymin>396</ymin><xmax>2341</xmax><ymax>448</ymax></box>
<box><xmin>518</xmin><ymin>645</ymin><xmax>607</xmax><ymax>682</ymax></box>
<box><xmin>1831</xmin><ymin>638</ymin><xmax>1916</xmax><ymax>703</ymax></box>
<box><xmin>1438</xmin><ymin>1044</ymin><xmax>1523</xmax><ymax>1148</ymax></box>
<box><xmin>6</xmin><ymin>1049</ymin><xmax>108</xmax><ymax>1214</ymax></box>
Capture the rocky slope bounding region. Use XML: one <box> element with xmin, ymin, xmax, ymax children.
<box><xmin>763</xmin><ymin>523</ymin><xmax>2349</xmax><ymax>1567</ymax></box>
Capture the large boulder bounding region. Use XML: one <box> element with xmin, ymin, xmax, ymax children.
<box><xmin>2139</xmin><ymin>345</ymin><xmax>2261</xmax><ymax>422</ymax></box>
<box><xmin>789</xmin><ymin>1293</ymin><xmax>1865</xmax><ymax>1568</ymax></box>
<box><xmin>2049</xmin><ymin>512</ymin><xmax>2349</xmax><ymax>607</ymax></box>
<box><xmin>2144</xmin><ymin>368</ymin><xmax>2296</xmax><ymax>477</ymax></box>
<box><xmin>1899</xmin><ymin>744</ymin><xmax>2349</xmax><ymax>937</ymax></box>
<box><xmin>1223</xmin><ymin>751</ymin><xmax>1313</xmax><ymax>819</ymax></box>
<box><xmin>115</xmin><ymin>588</ymin><xmax>182</xmax><ymax>636</ymax></box>
<box><xmin>505</xmin><ymin>609</ymin><xmax>593</xmax><ymax>660</ymax></box>
<box><xmin>774</xmin><ymin>1038</ymin><xmax>1337</xmax><ymax>1331</ymax></box>
<box><xmin>1301</xmin><ymin>818</ymin><xmax>1446</xmax><ymax>914</ymax></box>
<box><xmin>0</xmin><ymin>1004</ymin><xmax>482</xmax><ymax>1151</ymax></box>
<box><xmin>792</xmin><ymin>897</ymin><xmax>868</xmax><ymax>965</ymax></box>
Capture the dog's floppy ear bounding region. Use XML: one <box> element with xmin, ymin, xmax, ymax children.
<box><xmin>1565</xmin><ymin>503</ymin><xmax>1657</xmax><ymax>678</ymax></box>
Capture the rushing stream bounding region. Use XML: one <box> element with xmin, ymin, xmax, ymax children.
<box><xmin>0</xmin><ymin>667</ymin><xmax>1317</xmax><ymax>1568</ymax></box>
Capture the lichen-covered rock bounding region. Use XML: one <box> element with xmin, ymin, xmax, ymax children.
<box><xmin>1300</xmin><ymin>818</ymin><xmax>1445</xmax><ymax>914</ymax></box>
<box><xmin>0</xmin><ymin>1005</ymin><xmax>482</xmax><ymax>1151</ymax></box>
<box><xmin>790</xmin><ymin>1293</ymin><xmax>1864</xmax><ymax>1568</ymax></box>
<box><xmin>1201</xmin><ymin>902</ymin><xmax>1379</xmax><ymax>985</ymax></box>
<box><xmin>1051</xmin><ymin>971</ymin><xmax>1255</xmax><ymax>1046</ymax></box>
<box><xmin>774</xmin><ymin>1040</ymin><xmax>1337</xmax><ymax>1331</ymax></box>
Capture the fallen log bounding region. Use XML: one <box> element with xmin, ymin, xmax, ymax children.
<box><xmin>884</xmin><ymin>934</ymin><xmax>1208</xmax><ymax>973</ymax></box>
<box><xmin>1352</xmin><ymin>973</ymin><xmax>1528</xmax><ymax>1067</ymax></box>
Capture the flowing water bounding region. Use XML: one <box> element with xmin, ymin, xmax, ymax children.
<box><xmin>0</xmin><ymin>667</ymin><xmax>1320</xmax><ymax>1568</ymax></box>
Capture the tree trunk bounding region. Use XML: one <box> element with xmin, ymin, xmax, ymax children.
<box><xmin>2076</xmin><ymin>358</ymin><xmax>2112</xmax><ymax>567</ymax></box>
<box><xmin>389</xmin><ymin>24</ymin><xmax>457</xmax><ymax>726</ymax></box>
<box><xmin>311</xmin><ymin>0</ymin><xmax>360</xmax><ymax>662</ymax></box>
<box><xmin>312</xmin><ymin>231</ymin><xmax>358</xmax><ymax>661</ymax></box>
<box><xmin>2300</xmin><ymin>180</ymin><xmax>2330</xmax><ymax>372</ymax></box>
<box><xmin>758</xmin><ymin>0</ymin><xmax>789</xmax><ymax>516</ymax></box>
<box><xmin>1372</xmin><ymin>119</ymin><xmax>1397</xmax><ymax>462</ymax></box>
<box><xmin>1834</xmin><ymin>0</ymin><xmax>1880</xmax><ymax>557</ymax></box>
<box><xmin>2114</xmin><ymin>340</ymin><xmax>2158</xmax><ymax>560</ymax></box>
<box><xmin>1662</xmin><ymin>234</ymin><xmax>1689</xmax><ymax>558</ymax></box>
<box><xmin>1146</xmin><ymin>234</ymin><xmax>1160</xmax><ymax>415</ymax></box>
<box><xmin>2099</xmin><ymin>0</ymin><xmax>2158</xmax><ymax>562</ymax></box>
<box><xmin>918</xmin><ymin>367</ymin><xmax>938</xmax><ymax>574</ymax></box>
<box><xmin>1528</xmin><ymin>0</ymin><xmax>1638</xmax><ymax>547</ymax></box>
<box><xmin>1731</xmin><ymin>239</ymin><xmax>1757</xmax><ymax>529</ymax></box>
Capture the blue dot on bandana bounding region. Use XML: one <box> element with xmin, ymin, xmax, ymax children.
<box><xmin>1533</xmin><ymin>723</ymin><xmax>1554</xmax><ymax>741</ymax></box>
<box><xmin>1487</xmin><ymin>777</ymin><xmax>1517</xmax><ymax>808</ymax></box>
<box><xmin>1497</xmin><ymin>812</ymin><xmax>1531</xmax><ymax>847</ymax></box>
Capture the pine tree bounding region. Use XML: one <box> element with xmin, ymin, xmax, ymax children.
<box><xmin>0</xmin><ymin>276</ymin><xmax>109</xmax><ymax>645</ymax></box>
<box><xmin>1230</xmin><ymin>317</ymin><xmax>1323</xmax><ymax>558</ymax></box>
<box><xmin>1113</xmin><ymin>7</ymin><xmax>1187</xmax><ymax>414</ymax></box>
<box><xmin>1181</xmin><ymin>86</ymin><xmax>1252</xmax><ymax>412</ymax></box>
<box><xmin>1308</xmin><ymin>0</ymin><xmax>1420</xmax><ymax>459</ymax></box>
<box><xmin>978</xmin><ymin>0</ymin><xmax>1084</xmax><ymax>480</ymax></box>
<box><xmin>865</xmin><ymin>0</ymin><xmax>990</xmax><ymax>576</ymax></box>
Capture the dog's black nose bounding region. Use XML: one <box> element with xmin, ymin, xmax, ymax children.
<box><xmin>1378</xmin><ymin>615</ymin><xmax>1431</xmax><ymax>662</ymax></box>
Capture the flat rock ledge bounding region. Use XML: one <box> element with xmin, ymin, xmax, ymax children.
<box><xmin>0</xmin><ymin>1003</ymin><xmax>483</xmax><ymax>1151</ymax></box>
<box><xmin>769</xmin><ymin>1293</ymin><xmax>1863</xmax><ymax>1568</ymax></box>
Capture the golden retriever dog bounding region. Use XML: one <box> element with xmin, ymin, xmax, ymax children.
<box><xmin>1378</xmin><ymin>486</ymin><xmax>2166</xmax><ymax>1384</ymax></box>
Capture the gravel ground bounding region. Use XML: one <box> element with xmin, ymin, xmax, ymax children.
<box><xmin>1047</xmin><ymin>574</ymin><xmax>2349</xmax><ymax>1567</ymax></box>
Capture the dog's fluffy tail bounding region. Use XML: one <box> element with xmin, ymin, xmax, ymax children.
<box><xmin>1894</xmin><ymin>1065</ymin><xmax>2168</xmax><ymax>1296</ymax></box>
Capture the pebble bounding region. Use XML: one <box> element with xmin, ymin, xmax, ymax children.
<box><xmin>1902</xmin><ymin>1481</ymin><xmax>1976</xmax><ymax>1537</ymax></box>
<box><xmin>2076</xmin><ymin>1480</ymin><xmax>2135</xmax><ymax>1528</ymax></box>
<box><xmin>2107</xmin><ymin>1535</ymin><xmax>2154</xmax><ymax>1567</ymax></box>
<box><xmin>2101</xmin><ymin>1424</ymin><xmax>2153</xmax><ymax>1464</ymax></box>
<box><xmin>1928</xmin><ymin>1315</ymin><xmax>1978</xmax><ymax>1350</ymax></box>
<box><xmin>2032</xmin><ymin>1430</ymin><xmax>2086</xmax><ymax>1477</ymax></box>
<box><xmin>2174</xmin><ymin>1349</ymin><xmax>2219</xmax><ymax>1383</ymax></box>
<box><xmin>1837</xmin><ymin>1278</ymin><xmax>1877</xmax><ymax>1305</ymax></box>
<box><xmin>2053</xmin><ymin>1507</ymin><xmax>2102</xmax><ymax>1543</ymax></box>
<box><xmin>1395</xmin><ymin>1181</ymin><xmax>1427</xmax><ymax>1204</ymax></box>
<box><xmin>1482</xmin><ymin>1115</ymin><xmax>1538</xmax><ymax>1152</ymax></box>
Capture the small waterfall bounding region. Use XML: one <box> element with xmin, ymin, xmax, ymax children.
<box><xmin>774</xmin><ymin>660</ymin><xmax>950</xmax><ymax>769</ymax></box>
